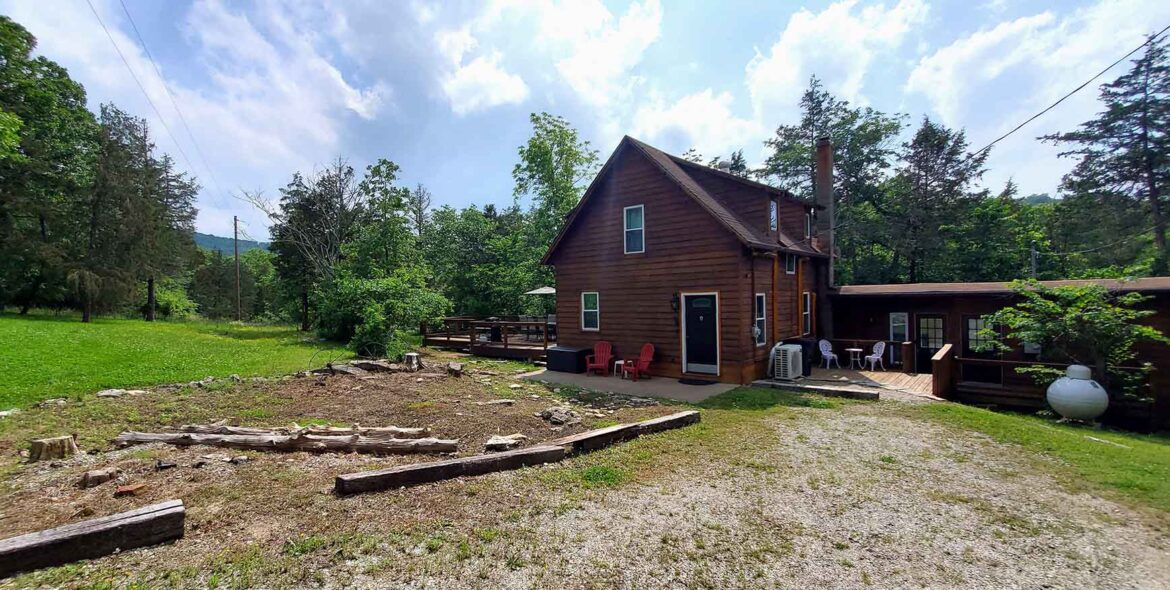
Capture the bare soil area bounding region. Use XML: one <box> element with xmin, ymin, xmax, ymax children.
<box><xmin>1</xmin><ymin>357</ymin><xmax>1168</xmax><ymax>589</ymax></box>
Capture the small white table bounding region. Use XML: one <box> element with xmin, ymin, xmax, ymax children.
<box><xmin>845</xmin><ymin>348</ymin><xmax>864</xmax><ymax>370</ymax></box>
<box><xmin>613</xmin><ymin>359</ymin><xmax>625</xmax><ymax>378</ymax></box>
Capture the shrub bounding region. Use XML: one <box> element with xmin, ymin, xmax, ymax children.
<box><xmin>315</xmin><ymin>266</ymin><xmax>450</xmax><ymax>358</ymax></box>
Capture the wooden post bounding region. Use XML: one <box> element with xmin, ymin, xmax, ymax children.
<box><xmin>543</xmin><ymin>321</ymin><xmax>549</xmax><ymax>352</ymax></box>
<box><xmin>503</xmin><ymin>321</ymin><xmax>509</xmax><ymax>350</ymax></box>
<box><xmin>902</xmin><ymin>341</ymin><xmax>914</xmax><ymax>374</ymax></box>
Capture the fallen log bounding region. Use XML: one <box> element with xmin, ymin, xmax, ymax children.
<box><xmin>178</xmin><ymin>423</ymin><xmax>430</xmax><ymax>438</ymax></box>
<box><xmin>0</xmin><ymin>500</ymin><xmax>184</xmax><ymax>577</ymax></box>
<box><xmin>336</xmin><ymin>445</ymin><xmax>565</xmax><ymax>494</ymax></box>
<box><xmin>113</xmin><ymin>432</ymin><xmax>457</xmax><ymax>455</ymax></box>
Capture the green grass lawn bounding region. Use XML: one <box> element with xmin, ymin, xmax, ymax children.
<box><xmin>905</xmin><ymin>402</ymin><xmax>1170</xmax><ymax>514</ymax></box>
<box><xmin>0</xmin><ymin>313</ymin><xmax>351</xmax><ymax>408</ymax></box>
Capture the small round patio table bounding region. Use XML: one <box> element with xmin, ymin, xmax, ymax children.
<box><xmin>845</xmin><ymin>348</ymin><xmax>864</xmax><ymax>370</ymax></box>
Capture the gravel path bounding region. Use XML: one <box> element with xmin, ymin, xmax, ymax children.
<box><xmin>348</xmin><ymin>402</ymin><xmax>1170</xmax><ymax>589</ymax></box>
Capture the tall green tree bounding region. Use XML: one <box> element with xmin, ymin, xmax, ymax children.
<box><xmin>759</xmin><ymin>76</ymin><xmax>905</xmax><ymax>284</ymax></box>
<box><xmin>1043</xmin><ymin>34</ymin><xmax>1170</xmax><ymax>274</ymax></box>
<box><xmin>0</xmin><ymin>16</ymin><xmax>98</xmax><ymax>312</ymax></box>
<box><xmin>881</xmin><ymin>117</ymin><xmax>988</xmax><ymax>282</ymax></box>
<box><xmin>512</xmin><ymin>112</ymin><xmax>599</xmax><ymax>251</ymax></box>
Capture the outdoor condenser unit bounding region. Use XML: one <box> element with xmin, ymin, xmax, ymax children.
<box><xmin>774</xmin><ymin>344</ymin><xmax>803</xmax><ymax>381</ymax></box>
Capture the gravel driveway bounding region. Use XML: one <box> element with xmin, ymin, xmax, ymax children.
<box><xmin>343</xmin><ymin>401</ymin><xmax>1170</xmax><ymax>589</ymax></box>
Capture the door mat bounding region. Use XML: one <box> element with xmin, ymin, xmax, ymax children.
<box><xmin>678</xmin><ymin>378</ymin><xmax>719</xmax><ymax>386</ymax></box>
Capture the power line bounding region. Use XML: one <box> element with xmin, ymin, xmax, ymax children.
<box><xmin>968</xmin><ymin>24</ymin><xmax>1170</xmax><ymax>159</ymax></box>
<box><xmin>117</xmin><ymin>0</ymin><xmax>226</xmax><ymax>197</ymax></box>
<box><xmin>84</xmin><ymin>0</ymin><xmax>197</xmax><ymax>175</ymax></box>
<box><xmin>1039</xmin><ymin>224</ymin><xmax>1157</xmax><ymax>257</ymax></box>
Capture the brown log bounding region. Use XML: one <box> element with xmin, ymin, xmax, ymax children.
<box><xmin>549</xmin><ymin>423</ymin><xmax>641</xmax><ymax>455</ymax></box>
<box><xmin>113</xmin><ymin>432</ymin><xmax>457</xmax><ymax>455</ymax></box>
<box><xmin>0</xmin><ymin>500</ymin><xmax>184</xmax><ymax>577</ymax></box>
<box><xmin>336</xmin><ymin>445</ymin><xmax>565</xmax><ymax>494</ymax></box>
<box><xmin>178</xmin><ymin>423</ymin><xmax>430</xmax><ymax>438</ymax></box>
<box><xmin>28</xmin><ymin>435</ymin><xmax>79</xmax><ymax>463</ymax></box>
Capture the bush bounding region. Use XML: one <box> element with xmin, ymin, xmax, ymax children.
<box><xmin>154</xmin><ymin>280</ymin><xmax>197</xmax><ymax>319</ymax></box>
<box><xmin>315</xmin><ymin>266</ymin><xmax>450</xmax><ymax>358</ymax></box>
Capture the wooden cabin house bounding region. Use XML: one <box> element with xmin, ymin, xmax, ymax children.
<box><xmin>542</xmin><ymin>136</ymin><xmax>835</xmax><ymax>383</ymax></box>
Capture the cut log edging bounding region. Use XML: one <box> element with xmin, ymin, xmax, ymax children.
<box><xmin>334</xmin><ymin>410</ymin><xmax>701</xmax><ymax>495</ymax></box>
<box><xmin>114</xmin><ymin>431</ymin><xmax>458</xmax><ymax>455</ymax></box>
<box><xmin>0</xmin><ymin>500</ymin><xmax>185</xmax><ymax>577</ymax></box>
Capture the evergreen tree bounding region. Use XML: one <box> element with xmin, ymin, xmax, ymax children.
<box><xmin>1043</xmin><ymin>34</ymin><xmax>1170</xmax><ymax>274</ymax></box>
<box><xmin>406</xmin><ymin>183</ymin><xmax>432</xmax><ymax>236</ymax></box>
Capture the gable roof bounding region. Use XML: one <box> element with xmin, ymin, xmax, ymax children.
<box><xmin>542</xmin><ymin>136</ymin><xmax>825</xmax><ymax>264</ymax></box>
<box><xmin>834</xmin><ymin>277</ymin><xmax>1170</xmax><ymax>297</ymax></box>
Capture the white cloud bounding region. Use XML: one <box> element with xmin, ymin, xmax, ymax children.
<box><xmin>905</xmin><ymin>0</ymin><xmax>1170</xmax><ymax>196</ymax></box>
<box><xmin>441</xmin><ymin>51</ymin><xmax>530</xmax><ymax>116</ymax></box>
<box><xmin>632</xmin><ymin>89</ymin><xmax>764</xmax><ymax>159</ymax></box>
<box><xmin>746</xmin><ymin>0</ymin><xmax>928</xmax><ymax>121</ymax></box>
<box><xmin>1</xmin><ymin>0</ymin><xmax>391</xmax><ymax>236</ymax></box>
<box><xmin>550</xmin><ymin>0</ymin><xmax>663</xmax><ymax>108</ymax></box>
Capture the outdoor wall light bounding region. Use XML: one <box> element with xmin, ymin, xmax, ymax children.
<box><xmin>670</xmin><ymin>293</ymin><xmax>680</xmax><ymax>313</ymax></box>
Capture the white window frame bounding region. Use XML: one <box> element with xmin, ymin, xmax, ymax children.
<box><xmin>802</xmin><ymin>291</ymin><xmax>812</xmax><ymax>335</ymax></box>
<box><xmin>889</xmin><ymin>312</ymin><xmax>908</xmax><ymax>364</ymax></box>
<box><xmin>581</xmin><ymin>291</ymin><xmax>600</xmax><ymax>331</ymax></box>
<box><xmin>754</xmin><ymin>293</ymin><xmax>767</xmax><ymax>347</ymax></box>
<box><xmin>785</xmin><ymin>253</ymin><xmax>797</xmax><ymax>274</ymax></box>
<box><xmin>623</xmin><ymin>204</ymin><xmax>645</xmax><ymax>254</ymax></box>
<box><xmin>769</xmin><ymin>200</ymin><xmax>778</xmax><ymax>232</ymax></box>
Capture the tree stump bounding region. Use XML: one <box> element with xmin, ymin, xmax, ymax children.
<box><xmin>404</xmin><ymin>352</ymin><xmax>422</xmax><ymax>372</ymax></box>
<box><xmin>29</xmin><ymin>435</ymin><xmax>79</xmax><ymax>463</ymax></box>
<box><xmin>447</xmin><ymin>362</ymin><xmax>463</xmax><ymax>377</ymax></box>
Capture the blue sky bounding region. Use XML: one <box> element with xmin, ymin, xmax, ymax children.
<box><xmin>4</xmin><ymin>0</ymin><xmax>1169</xmax><ymax>239</ymax></box>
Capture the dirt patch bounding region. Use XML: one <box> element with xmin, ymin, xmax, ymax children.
<box><xmin>0</xmin><ymin>351</ymin><xmax>675</xmax><ymax>585</ymax></box>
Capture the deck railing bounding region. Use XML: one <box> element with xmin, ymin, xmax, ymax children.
<box><xmin>421</xmin><ymin>316</ymin><xmax>556</xmax><ymax>360</ymax></box>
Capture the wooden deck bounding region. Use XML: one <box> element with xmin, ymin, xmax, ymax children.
<box><xmin>422</xmin><ymin>333</ymin><xmax>549</xmax><ymax>361</ymax></box>
<box><xmin>752</xmin><ymin>367</ymin><xmax>936</xmax><ymax>401</ymax></box>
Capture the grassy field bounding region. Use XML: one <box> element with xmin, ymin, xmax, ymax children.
<box><xmin>0</xmin><ymin>313</ymin><xmax>350</xmax><ymax>408</ymax></box>
<box><xmin>905</xmin><ymin>401</ymin><xmax>1170</xmax><ymax>514</ymax></box>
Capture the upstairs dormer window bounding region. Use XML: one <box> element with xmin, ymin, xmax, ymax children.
<box><xmin>804</xmin><ymin>211</ymin><xmax>813</xmax><ymax>239</ymax></box>
<box><xmin>769</xmin><ymin>200</ymin><xmax>778</xmax><ymax>232</ymax></box>
<box><xmin>624</xmin><ymin>205</ymin><xmax>645</xmax><ymax>254</ymax></box>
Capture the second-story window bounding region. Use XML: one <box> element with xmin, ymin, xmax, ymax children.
<box><xmin>804</xmin><ymin>211</ymin><xmax>813</xmax><ymax>238</ymax></box>
<box><xmin>624</xmin><ymin>205</ymin><xmax>645</xmax><ymax>254</ymax></box>
<box><xmin>769</xmin><ymin>200</ymin><xmax>778</xmax><ymax>232</ymax></box>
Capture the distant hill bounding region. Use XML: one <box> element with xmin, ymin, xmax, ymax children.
<box><xmin>194</xmin><ymin>232</ymin><xmax>268</xmax><ymax>254</ymax></box>
<box><xmin>1020</xmin><ymin>193</ymin><xmax>1057</xmax><ymax>206</ymax></box>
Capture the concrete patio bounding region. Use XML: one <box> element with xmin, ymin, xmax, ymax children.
<box><xmin>521</xmin><ymin>368</ymin><xmax>736</xmax><ymax>403</ymax></box>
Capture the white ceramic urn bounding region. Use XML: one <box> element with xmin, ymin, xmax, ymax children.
<box><xmin>1046</xmin><ymin>364</ymin><xmax>1108</xmax><ymax>421</ymax></box>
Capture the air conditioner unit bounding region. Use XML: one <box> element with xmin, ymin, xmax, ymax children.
<box><xmin>774</xmin><ymin>344</ymin><xmax>803</xmax><ymax>381</ymax></box>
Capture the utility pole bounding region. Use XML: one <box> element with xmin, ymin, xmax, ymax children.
<box><xmin>1030</xmin><ymin>240</ymin><xmax>1038</xmax><ymax>279</ymax></box>
<box><xmin>234</xmin><ymin>215</ymin><xmax>241</xmax><ymax>322</ymax></box>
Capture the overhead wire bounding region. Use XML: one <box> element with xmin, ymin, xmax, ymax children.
<box><xmin>116</xmin><ymin>0</ymin><xmax>227</xmax><ymax>198</ymax></box>
<box><xmin>84</xmin><ymin>0</ymin><xmax>197</xmax><ymax>176</ymax></box>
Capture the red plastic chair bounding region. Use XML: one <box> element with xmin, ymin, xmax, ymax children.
<box><xmin>622</xmin><ymin>343</ymin><xmax>655</xmax><ymax>381</ymax></box>
<box><xmin>585</xmin><ymin>341</ymin><xmax>613</xmax><ymax>376</ymax></box>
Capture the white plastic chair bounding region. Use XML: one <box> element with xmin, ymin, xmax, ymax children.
<box><xmin>818</xmin><ymin>339</ymin><xmax>840</xmax><ymax>369</ymax></box>
<box><xmin>865</xmin><ymin>341</ymin><xmax>887</xmax><ymax>371</ymax></box>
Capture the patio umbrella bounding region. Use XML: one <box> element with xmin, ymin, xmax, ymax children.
<box><xmin>524</xmin><ymin>286</ymin><xmax>556</xmax><ymax>295</ymax></box>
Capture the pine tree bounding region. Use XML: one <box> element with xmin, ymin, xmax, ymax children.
<box><xmin>1043</xmin><ymin>34</ymin><xmax>1170</xmax><ymax>274</ymax></box>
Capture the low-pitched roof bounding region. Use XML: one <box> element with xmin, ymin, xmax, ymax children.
<box><xmin>834</xmin><ymin>277</ymin><xmax>1170</xmax><ymax>297</ymax></box>
<box><xmin>542</xmin><ymin>136</ymin><xmax>824</xmax><ymax>264</ymax></box>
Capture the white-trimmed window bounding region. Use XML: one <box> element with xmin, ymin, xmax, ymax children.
<box><xmin>785</xmin><ymin>253</ymin><xmax>797</xmax><ymax>274</ymax></box>
<box><xmin>769</xmin><ymin>200</ymin><xmax>778</xmax><ymax>232</ymax></box>
<box><xmin>624</xmin><ymin>205</ymin><xmax>644</xmax><ymax>254</ymax></box>
<box><xmin>802</xmin><ymin>291</ymin><xmax>812</xmax><ymax>335</ymax></box>
<box><xmin>581</xmin><ymin>292</ymin><xmax>599</xmax><ymax>331</ymax></box>
<box><xmin>754</xmin><ymin>293</ymin><xmax>767</xmax><ymax>346</ymax></box>
<box><xmin>804</xmin><ymin>211</ymin><xmax>813</xmax><ymax>238</ymax></box>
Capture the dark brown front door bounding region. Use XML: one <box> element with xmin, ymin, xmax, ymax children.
<box><xmin>916</xmin><ymin>315</ymin><xmax>945</xmax><ymax>374</ymax></box>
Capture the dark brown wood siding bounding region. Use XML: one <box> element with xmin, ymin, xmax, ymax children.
<box><xmin>549</xmin><ymin>149</ymin><xmax>752</xmax><ymax>383</ymax></box>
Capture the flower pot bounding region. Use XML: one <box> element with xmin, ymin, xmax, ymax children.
<box><xmin>1046</xmin><ymin>364</ymin><xmax>1108</xmax><ymax>421</ymax></box>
